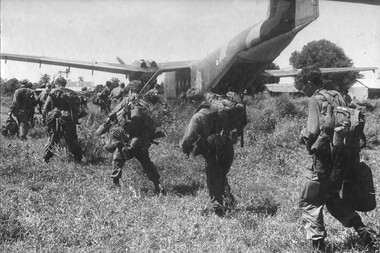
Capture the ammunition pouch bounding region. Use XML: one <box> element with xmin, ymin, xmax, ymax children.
<box><xmin>46</xmin><ymin>109</ymin><xmax>62</xmax><ymax>133</ymax></box>
<box><xmin>310</xmin><ymin>132</ymin><xmax>331</xmax><ymax>156</ymax></box>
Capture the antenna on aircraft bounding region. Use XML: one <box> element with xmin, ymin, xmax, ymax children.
<box><xmin>116</xmin><ymin>57</ymin><xmax>126</xmax><ymax>65</ymax></box>
<box><xmin>138</xmin><ymin>58</ymin><xmax>169</xmax><ymax>95</ymax></box>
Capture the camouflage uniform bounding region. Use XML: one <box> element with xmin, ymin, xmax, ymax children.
<box><xmin>97</xmin><ymin>95</ymin><xmax>165</xmax><ymax>193</ymax></box>
<box><xmin>299</xmin><ymin>88</ymin><xmax>377</xmax><ymax>249</ymax></box>
<box><xmin>181</xmin><ymin>94</ymin><xmax>247</xmax><ymax>216</ymax></box>
<box><xmin>9</xmin><ymin>83</ymin><xmax>37</xmax><ymax>140</ymax></box>
<box><xmin>43</xmin><ymin>80</ymin><xmax>82</xmax><ymax>163</ymax></box>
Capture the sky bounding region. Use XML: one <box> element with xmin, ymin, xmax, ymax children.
<box><xmin>1</xmin><ymin>0</ymin><xmax>379</xmax><ymax>85</ymax></box>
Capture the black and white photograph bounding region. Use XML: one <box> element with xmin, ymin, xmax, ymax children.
<box><xmin>1</xmin><ymin>0</ymin><xmax>379</xmax><ymax>252</ymax></box>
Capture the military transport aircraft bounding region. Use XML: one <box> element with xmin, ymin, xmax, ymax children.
<box><xmin>0</xmin><ymin>0</ymin><xmax>377</xmax><ymax>98</ymax></box>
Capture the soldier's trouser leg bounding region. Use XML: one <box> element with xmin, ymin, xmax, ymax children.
<box><xmin>112</xmin><ymin>148</ymin><xmax>125</xmax><ymax>186</ymax></box>
<box><xmin>63</xmin><ymin>120</ymin><xmax>82</xmax><ymax>162</ymax></box>
<box><xmin>205</xmin><ymin>158</ymin><xmax>225</xmax><ymax>208</ymax></box>
<box><xmin>134</xmin><ymin>148</ymin><xmax>161</xmax><ymax>188</ymax></box>
<box><xmin>299</xmin><ymin>170</ymin><xmax>328</xmax><ymax>240</ymax></box>
<box><xmin>44</xmin><ymin>131</ymin><xmax>61</xmax><ymax>162</ymax></box>
<box><xmin>204</xmin><ymin>136</ymin><xmax>235</xmax><ymax>214</ymax></box>
<box><xmin>17</xmin><ymin>115</ymin><xmax>30</xmax><ymax>140</ymax></box>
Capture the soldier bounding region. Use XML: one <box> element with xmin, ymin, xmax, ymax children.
<box><xmin>298</xmin><ymin>66</ymin><xmax>378</xmax><ymax>251</ymax></box>
<box><xmin>93</xmin><ymin>81</ymin><xmax>112</xmax><ymax>113</ymax></box>
<box><xmin>96</xmin><ymin>92</ymin><xmax>166</xmax><ymax>194</ymax></box>
<box><xmin>109</xmin><ymin>82</ymin><xmax>126</xmax><ymax>109</ymax></box>
<box><xmin>341</xmin><ymin>89</ymin><xmax>352</xmax><ymax>106</ymax></box>
<box><xmin>37</xmin><ymin>83</ymin><xmax>52</xmax><ymax>115</ymax></box>
<box><xmin>9</xmin><ymin>79</ymin><xmax>37</xmax><ymax>140</ymax></box>
<box><xmin>42</xmin><ymin>77</ymin><xmax>82</xmax><ymax>163</ymax></box>
<box><xmin>181</xmin><ymin>92</ymin><xmax>247</xmax><ymax>216</ymax></box>
<box><xmin>101</xmin><ymin>81</ymin><xmax>112</xmax><ymax>113</ymax></box>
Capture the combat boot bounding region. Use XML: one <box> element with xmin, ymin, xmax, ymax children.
<box><xmin>212</xmin><ymin>201</ymin><xmax>225</xmax><ymax>217</ymax></box>
<box><xmin>154</xmin><ymin>183</ymin><xmax>167</xmax><ymax>196</ymax></box>
<box><xmin>312</xmin><ymin>239</ymin><xmax>325</xmax><ymax>252</ymax></box>
<box><xmin>352</xmin><ymin>217</ymin><xmax>379</xmax><ymax>250</ymax></box>
<box><xmin>110</xmin><ymin>168</ymin><xmax>122</xmax><ymax>188</ymax></box>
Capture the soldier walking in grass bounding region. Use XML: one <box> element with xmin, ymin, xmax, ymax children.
<box><xmin>9</xmin><ymin>80</ymin><xmax>37</xmax><ymax>140</ymax></box>
<box><xmin>181</xmin><ymin>92</ymin><xmax>247</xmax><ymax>216</ymax></box>
<box><xmin>42</xmin><ymin>77</ymin><xmax>83</xmax><ymax>163</ymax></box>
<box><xmin>93</xmin><ymin>81</ymin><xmax>112</xmax><ymax>113</ymax></box>
<box><xmin>298</xmin><ymin>66</ymin><xmax>379</xmax><ymax>251</ymax></box>
<box><xmin>96</xmin><ymin>89</ymin><xmax>166</xmax><ymax>194</ymax></box>
<box><xmin>109</xmin><ymin>82</ymin><xmax>126</xmax><ymax>109</ymax></box>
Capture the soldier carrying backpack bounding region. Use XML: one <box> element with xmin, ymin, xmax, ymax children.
<box><xmin>181</xmin><ymin>92</ymin><xmax>247</xmax><ymax>216</ymax></box>
<box><xmin>96</xmin><ymin>92</ymin><xmax>166</xmax><ymax>194</ymax></box>
<box><xmin>8</xmin><ymin>80</ymin><xmax>37</xmax><ymax>140</ymax></box>
<box><xmin>298</xmin><ymin>66</ymin><xmax>378</xmax><ymax>251</ymax></box>
<box><xmin>42</xmin><ymin>77</ymin><xmax>83</xmax><ymax>163</ymax></box>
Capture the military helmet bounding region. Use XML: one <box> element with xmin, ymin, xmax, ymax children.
<box><xmin>55</xmin><ymin>76</ymin><xmax>67</xmax><ymax>87</ymax></box>
<box><xmin>20</xmin><ymin>79</ymin><xmax>29</xmax><ymax>86</ymax></box>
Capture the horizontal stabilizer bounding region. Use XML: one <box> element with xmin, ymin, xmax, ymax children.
<box><xmin>264</xmin><ymin>67</ymin><xmax>378</xmax><ymax>77</ymax></box>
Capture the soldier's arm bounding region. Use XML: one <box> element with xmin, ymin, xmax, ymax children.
<box><xmin>9</xmin><ymin>91</ymin><xmax>20</xmax><ymax>116</ymax></box>
<box><xmin>300</xmin><ymin>97</ymin><xmax>320</xmax><ymax>148</ymax></box>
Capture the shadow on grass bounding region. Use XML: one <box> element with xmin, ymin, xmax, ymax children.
<box><xmin>232</xmin><ymin>198</ymin><xmax>279</xmax><ymax>217</ymax></box>
<box><xmin>171</xmin><ymin>180</ymin><xmax>203</xmax><ymax>196</ymax></box>
<box><xmin>0</xmin><ymin>213</ymin><xmax>25</xmax><ymax>243</ymax></box>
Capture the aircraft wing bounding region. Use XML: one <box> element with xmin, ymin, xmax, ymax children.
<box><xmin>0</xmin><ymin>53</ymin><xmax>191</xmax><ymax>76</ymax></box>
<box><xmin>263</xmin><ymin>67</ymin><xmax>378</xmax><ymax>77</ymax></box>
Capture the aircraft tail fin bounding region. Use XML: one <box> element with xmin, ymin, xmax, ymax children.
<box><xmin>261</xmin><ymin>0</ymin><xmax>319</xmax><ymax>40</ymax></box>
<box><xmin>294</xmin><ymin>0</ymin><xmax>319</xmax><ymax>30</ymax></box>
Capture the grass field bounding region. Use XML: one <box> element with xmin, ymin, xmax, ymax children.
<box><xmin>1</xmin><ymin>94</ymin><xmax>379</xmax><ymax>253</ymax></box>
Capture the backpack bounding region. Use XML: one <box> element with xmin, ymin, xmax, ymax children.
<box><xmin>342</xmin><ymin>161</ymin><xmax>376</xmax><ymax>212</ymax></box>
<box><xmin>182</xmin><ymin>94</ymin><xmax>247</xmax><ymax>156</ymax></box>
<box><xmin>99</xmin><ymin>96</ymin><xmax>161</xmax><ymax>153</ymax></box>
<box><xmin>2</xmin><ymin>115</ymin><xmax>18</xmax><ymax>137</ymax></box>
<box><xmin>50</xmin><ymin>87</ymin><xmax>87</xmax><ymax>120</ymax></box>
<box><xmin>199</xmin><ymin>96</ymin><xmax>247</xmax><ymax>137</ymax></box>
<box><xmin>317</xmin><ymin>90</ymin><xmax>365</xmax><ymax>150</ymax></box>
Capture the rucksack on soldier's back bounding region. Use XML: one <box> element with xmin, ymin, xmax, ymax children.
<box><xmin>317</xmin><ymin>90</ymin><xmax>376</xmax><ymax>212</ymax></box>
<box><xmin>318</xmin><ymin>90</ymin><xmax>365</xmax><ymax>149</ymax></box>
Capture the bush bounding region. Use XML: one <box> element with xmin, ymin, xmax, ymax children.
<box><xmin>275</xmin><ymin>94</ymin><xmax>299</xmax><ymax>118</ymax></box>
<box><xmin>251</xmin><ymin>108</ymin><xmax>277</xmax><ymax>133</ymax></box>
<box><xmin>2</xmin><ymin>78</ymin><xmax>20</xmax><ymax>95</ymax></box>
